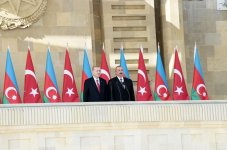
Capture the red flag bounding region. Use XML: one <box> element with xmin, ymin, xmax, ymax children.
<box><xmin>172</xmin><ymin>48</ymin><xmax>189</xmax><ymax>100</ymax></box>
<box><xmin>62</xmin><ymin>49</ymin><xmax>79</xmax><ymax>102</ymax></box>
<box><xmin>154</xmin><ymin>45</ymin><xmax>171</xmax><ymax>101</ymax></box>
<box><xmin>191</xmin><ymin>44</ymin><xmax>208</xmax><ymax>100</ymax></box>
<box><xmin>80</xmin><ymin>48</ymin><xmax>92</xmax><ymax>101</ymax></box>
<box><xmin>43</xmin><ymin>48</ymin><xmax>61</xmax><ymax>103</ymax></box>
<box><xmin>100</xmin><ymin>45</ymin><xmax>111</xmax><ymax>83</ymax></box>
<box><xmin>3</xmin><ymin>49</ymin><xmax>21</xmax><ymax>104</ymax></box>
<box><xmin>136</xmin><ymin>47</ymin><xmax>153</xmax><ymax>101</ymax></box>
<box><xmin>24</xmin><ymin>48</ymin><xmax>42</xmax><ymax>103</ymax></box>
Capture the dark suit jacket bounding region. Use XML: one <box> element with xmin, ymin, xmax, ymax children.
<box><xmin>108</xmin><ymin>77</ymin><xmax>135</xmax><ymax>101</ymax></box>
<box><xmin>83</xmin><ymin>77</ymin><xmax>108</xmax><ymax>102</ymax></box>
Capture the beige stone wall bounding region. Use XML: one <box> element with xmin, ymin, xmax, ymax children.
<box><xmin>183</xmin><ymin>0</ymin><xmax>226</xmax><ymax>99</ymax></box>
<box><xmin>160</xmin><ymin>0</ymin><xmax>187</xmax><ymax>92</ymax></box>
<box><xmin>0</xmin><ymin>0</ymin><xmax>95</xmax><ymax>99</ymax></box>
<box><xmin>0</xmin><ymin>0</ymin><xmax>226</xmax><ymax>100</ymax></box>
<box><xmin>101</xmin><ymin>0</ymin><xmax>157</xmax><ymax>82</ymax></box>
<box><xmin>159</xmin><ymin>0</ymin><xmax>227</xmax><ymax>99</ymax></box>
<box><xmin>0</xmin><ymin>101</ymin><xmax>227</xmax><ymax>150</ymax></box>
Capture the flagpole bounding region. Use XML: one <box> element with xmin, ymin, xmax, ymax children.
<box><xmin>194</xmin><ymin>41</ymin><xmax>197</xmax><ymax>60</ymax></box>
<box><xmin>66</xmin><ymin>43</ymin><xmax>69</xmax><ymax>50</ymax></box>
<box><xmin>84</xmin><ymin>33</ymin><xmax>87</xmax><ymax>47</ymax></box>
<box><xmin>140</xmin><ymin>45</ymin><xmax>143</xmax><ymax>54</ymax></box>
<box><xmin>48</xmin><ymin>42</ymin><xmax>50</xmax><ymax>51</ymax></box>
<box><xmin>102</xmin><ymin>42</ymin><xmax>104</xmax><ymax>51</ymax></box>
<box><xmin>175</xmin><ymin>45</ymin><xmax>178</xmax><ymax>52</ymax></box>
<box><xmin>85</xmin><ymin>42</ymin><xmax>87</xmax><ymax>50</ymax></box>
<box><xmin>28</xmin><ymin>41</ymin><xmax>30</xmax><ymax>50</ymax></box>
<box><xmin>157</xmin><ymin>42</ymin><xmax>160</xmax><ymax>53</ymax></box>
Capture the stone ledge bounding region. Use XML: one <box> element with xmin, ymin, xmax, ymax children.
<box><xmin>0</xmin><ymin>100</ymin><xmax>227</xmax><ymax>126</ymax></box>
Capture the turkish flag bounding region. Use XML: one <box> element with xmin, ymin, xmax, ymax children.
<box><xmin>136</xmin><ymin>48</ymin><xmax>153</xmax><ymax>101</ymax></box>
<box><xmin>100</xmin><ymin>45</ymin><xmax>111</xmax><ymax>83</ymax></box>
<box><xmin>23</xmin><ymin>48</ymin><xmax>42</xmax><ymax>103</ymax></box>
<box><xmin>172</xmin><ymin>49</ymin><xmax>189</xmax><ymax>100</ymax></box>
<box><xmin>62</xmin><ymin>49</ymin><xmax>79</xmax><ymax>102</ymax></box>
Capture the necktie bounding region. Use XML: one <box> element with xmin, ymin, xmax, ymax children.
<box><xmin>120</xmin><ymin>78</ymin><xmax>125</xmax><ymax>89</ymax></box>
<box><xmin>96</xmin><ymin>79</ymin><xmax>100</xmax><ymax>92</ymax></box>
<box><xmin>120</xmin><ymin>78</ymin><xmax>123</xmax><ymax>83</ymax></box>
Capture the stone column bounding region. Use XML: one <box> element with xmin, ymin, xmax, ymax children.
<box><xmin>101</xmin><ymin>0</ymin><xmax>157</xmax><ymax>82</ymax></box>
<box><xmin>160</xmin><ymin>0</ymin><xmax>187</xmax><ymax>91</ymax></box>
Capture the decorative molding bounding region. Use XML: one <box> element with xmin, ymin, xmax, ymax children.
<box><xmin>0</xmin><ymin>101</ymin><xmax>227</xmax><ymax>126</ymax></box>
<box><xmin>217</xmin><ymin>0</ymin><xmax>227</xmax><ymax>10</ymax></box>
<box><xmin>0</xmin><ymin>0</ymin><xmax>47</xmax><ymax>30</ymax></box>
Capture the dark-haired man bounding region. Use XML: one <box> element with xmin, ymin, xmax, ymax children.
<box><xmin>108</xmin><ymin>66</ymin><xmax>135</xmax><ymax>101</ymax></box>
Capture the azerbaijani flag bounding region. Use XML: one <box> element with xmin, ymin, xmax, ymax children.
<box><xmin>80</xmin><ymin>48</ymin><xmax>92</xmax><ymax>101</ymax></box>
<box><xmin>120</xmin><ymin>47</ymin><xmax>130</xmax><ymax>78</ymax></box>
<box><xmin>154</xmin><ymin>45</ymin><xmax>171</xmax><ymax>101</ymax></box>
<box><xmin>43</xmin><ymin>48</ymin><xmax>61</xmax><ymax>103</ymax></box>
<box><xmin>2</xmin><ymin>49</ymin><xmax>21</xmax><ymax>104</ymax></box>
<box><xmin>191</xmin><ymin>44</ymin><xmax>208</xmax><ymax>100</ymax></box>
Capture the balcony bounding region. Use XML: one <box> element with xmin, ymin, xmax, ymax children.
<box><xmin>1</xmin><ymin>101</ymin><xmax>227</xmax><ymax>150</ymax></box>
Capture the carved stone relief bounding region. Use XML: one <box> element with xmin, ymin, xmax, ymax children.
<box><xmin>0</xmin><ymin>0</ymin><xmax>47</xmax><ymax>30</ymax></box>
<box><xmin>217</xmin><ymin>0</ymin><xmax>227</xmax><ymax>10</ymax></box>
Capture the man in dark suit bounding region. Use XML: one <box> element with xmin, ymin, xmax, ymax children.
<box><xmin>83</xmin><ymin>66</ymin><xmax>108</xmax><ymax>102</ymax></box>
<box><xmin>108</xmin><ymin>66</ymin><xmax>135</xmax><ymax>101</ymax></box>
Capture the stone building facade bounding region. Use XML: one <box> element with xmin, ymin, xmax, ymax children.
<box><xmin>0</xmin><ymin>0</ymin><xmax>225</xmax><ymax>99</ymax></box>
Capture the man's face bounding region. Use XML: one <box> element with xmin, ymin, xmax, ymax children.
<box><xmin>92</xmin><ymin>67</ymin><xmax>101</xmax><ymax>78</ymax></box>
<box><xmin>115</xmin><ymin>66</ymin><xmax>124</xmax><ymax>77</ymax></box>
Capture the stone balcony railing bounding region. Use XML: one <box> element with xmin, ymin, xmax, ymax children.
<box><xmin>1</xmin><ymin>101</ymin><xmax>227</xmax><ymax>150</ymax></box>
<box><xmin>0</xmin><ymin>100</ymin><xmax>227</xmax><ymax>126</ymax></box>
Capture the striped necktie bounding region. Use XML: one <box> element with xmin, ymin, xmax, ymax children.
<box><xmin>96</xmin><ymin>79</ymin><xmax>100</xmax><ymax>92</ymax></box>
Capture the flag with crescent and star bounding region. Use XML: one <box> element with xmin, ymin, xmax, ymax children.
<box><xmin>172</xmin><ymin>48</ymin><xmax>189</xmax><ymax>100</ymax></box>
<box><xmin>43</xmin><ymin>48</ymin><xmax>61</xmax><ymax>103</ymax></box>
<box><xmin>191</xmin><ymin>44</ymin><xmax>208</xmax><ymax>100</ymax></box>
<box><xmin>100</xmin><ymin>44</ymin><xmax>111</xmax><ymax>83</ymax></box>
<box><xmin>80</xmin><ymin>47</ymin><xmax>92</xmax><ymax>102</ymax></box>
<box><xmin>154</xmin><ymin>45</ymin><xmax>171</xmax><ymax>101</ymax></box>
<box><xmin>120</xmin><ymin>47</ymin><xmax>130</xmax><ymax>78</ymax></box>
<box><xmin>23</xmin><ymin>47</ymin><xmax>42</xmax><ymax>103</ymax></box>
<box><xmin>136</xmin><ymin>47</ymin><xmax>153</xmax><ymax>101</ymax></box>
<box><xmin>62</xmin><ymin>49</ymin><xmax>79</xmax><ymax>102</ymax></box>
<box><xmin>2</xmin><ymin>49</ymin><xmax>21</xmax><ymax>104</ymax></box>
